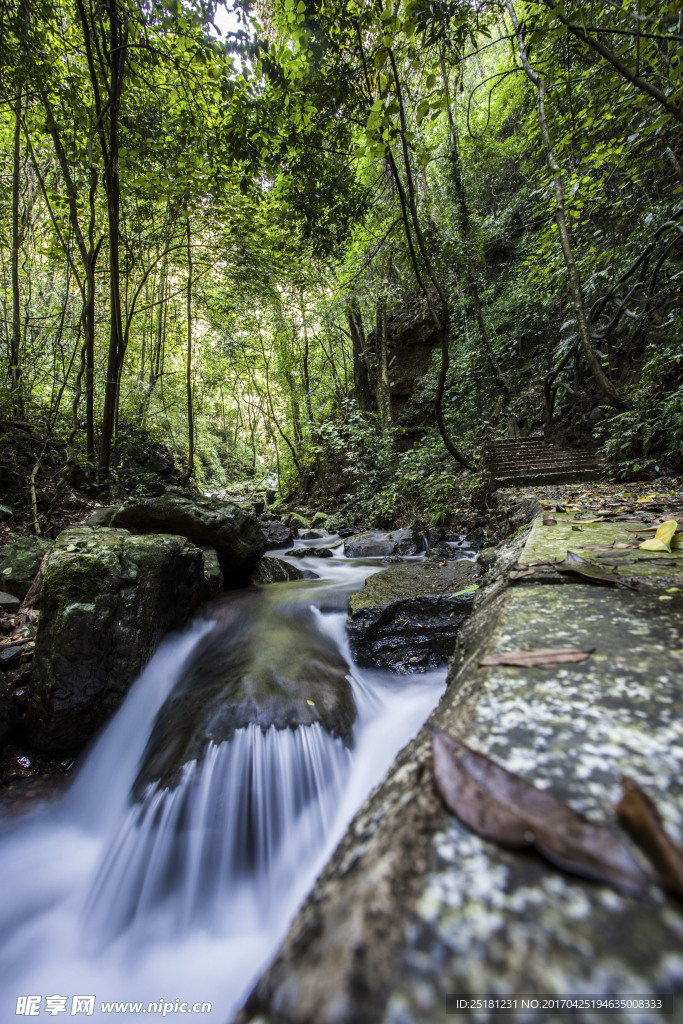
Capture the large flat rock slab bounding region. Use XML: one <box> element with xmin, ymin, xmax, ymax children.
<box><xmin>389</xmin><ymin>583</ymin><xmax>683</xmax><ymax>1022</ymax></box>
<box><xmin>240</xmin><ymin>578</ymin><xmax>683</xmax><ymax>1024</ymax></box>
<box><xmin>521</xmin><ymin>513</ymin><xmax>683</xmax><ymax>584</ymax></box>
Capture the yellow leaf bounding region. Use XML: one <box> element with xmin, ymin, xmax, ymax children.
<box><xmin>639</xmin><ymin>520</ymin><xmax>677</xmax><ymax>552</ymax></box>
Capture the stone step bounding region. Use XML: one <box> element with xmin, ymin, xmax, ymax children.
<box><xmin>492</xmin><ymin>468</ymin><xmax>603</xmax><ymax>487</ymax></box>
<box><xmin>482</xmin><ymin>437</ymin><xmax>604</xmax><ymax>489</ymax></box>
<box><xmin>489</xmin><ymin>455</ymin><xmax>601</xmax><ymax>467</ymax></box>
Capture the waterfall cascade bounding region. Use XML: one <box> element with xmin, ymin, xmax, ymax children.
<box><xmin>0</xmin><ymin>541</ymin><xmax>448</xmax><ymax>1021</ymax></box>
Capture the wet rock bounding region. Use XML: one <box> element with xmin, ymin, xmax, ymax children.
<box><xmin>427</xmin><ymin>541</ymin><xmax>466</xmax><ymax>561</ymax></box>
<box><xmin>200</xmin><ymin>547</ymin><xmax>223</xmax><ymax>597</ymax></box>
<box><xmin>26</xmin><ymin>527</ymin><xmax>205</xmax><ymax>754</ymax></box>
<box><xmin>0</xmin><ymin>534</ymin><xmax>53</xmax><ymax>601</ymax></box>
<box><xmin>111</xmin><ymin>490</ymin><xmax>264</xmax><ymax>583</ymax></box>
<box><xmin>425</xmin><ymin>527</ymin><xmax>442</xmax><ymax>548</ymax></box>
<box><xmin>260</xmin><ymin>521</ymin><xmax>294</xmax><ymax>549</ymax></box>
<box><xmin>465</xmin><ymin>523</ymin><xmax>488</xmax><ymax>547</ymax></box>
<box><xmin>287</xmin><ymin>512</ymin><xmax>312</xmax><ymax>531</ymax></box>
<box><xmin>343</xmin><ymin>529</ymin><xmax>425</xmax><ymax>558</ymax></box>
<box><xmin>347</xmin><ymin>560</ymin><xmax>482</xmax><ymax>672</ymax></box>
<box><xmin>0</xmin><ymin>591</ymin><xmax>20</xmax><ymax>611</ymax></box>
<box><xmin>133</xmin><ymin>593</ymin><xmax>355</xmax><ymax>795</ymax></box>
<box><xmin>337</xmin><ymin>526</ymin><xmax>357</xmax><ymax>538</ymax></box>
<box><xmin>286</xmin><ymin>547</ymin><xmax>334</xmax><ymax>559</ymax></box>
<box><xmin>299</xmin><ymin>530</ymin><xmax>323</xmax><ymax>540</ymax></box>
<box><xmin>251</xmin><ymin>556</ymin><xmax>310</xmax><ymax>584</ymax></box>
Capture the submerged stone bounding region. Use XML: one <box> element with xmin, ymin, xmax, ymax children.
<box><xmin>111</xmin><ymin>491</ymin><xmax>265</xmax><ymax>583</ymax></box>
<box><xmin>133</xmin><ymin>592</ymin><xmax>356</xmax><ymax>795</ymax></box>
<box><xmin>286</xmin><ymin>547</ymin><xmax>334</xmax><ymax>559</ymax></box>
<box><xmin>26</xmin><ymin>527</ymin><xmax>204</xmax><ymax>754</ymax></box>
<box><xmin>347</xmin><ymin>560</ymin><xmax>482</xmax><ymax>672</ymax></box>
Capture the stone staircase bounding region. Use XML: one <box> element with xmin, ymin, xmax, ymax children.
<box><xmin>482</xmin><ymin>437</ymin><xmax>604</xmax><ymax>489</ymax></box>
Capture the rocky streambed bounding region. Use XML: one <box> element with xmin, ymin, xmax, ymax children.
<box><xmin>237</xmin><ymin>487</ymin><xmax>683</xmax><ymax>1024</ymax></box>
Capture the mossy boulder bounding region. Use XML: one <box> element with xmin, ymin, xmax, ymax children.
<box><xmin>287</xmin><ymin>512</ymin><xmax>312</xmax><ymax>531</ymax></box>
<box><xmin>311</xmin><ymin>512</ymin><xmax>329</xmax><ymax>527</ymax></box>
<box><xmin>83</xmin><ymin>506</ymin><xmax>118</xmax><ymax>528</ymax></box>
<box><xmin>111</xmin><ymin>491</ymin><xmax>264</xmax><ymax>583</ymax></box>
<box><xmin>26</xmin><ymin>527</ymin><xmax>205</xmax><ymax>754</ymax></box>
<box><xmin>347</xmin><ymin>560</ymin><xmax>482</xmax><ymax>672</ymax></box>
<box><xmin>0</xmin><ymin>534</ymin><xmax>53</xmax><ymax>601</ymax></box>
<box><xmin>343</xmin><ymin>529</ymin><xmax>426</xmax><ymax>558</ymax></box>
<box><xmin>133</xmin><ymin>592</ymin><xmax>356</xmax><ymax>795</ymax></box>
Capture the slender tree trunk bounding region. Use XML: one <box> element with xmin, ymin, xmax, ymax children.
<box><xmin>184</xmin><ymin>218</ymin><xmax>195</xmax><ymax>483</ymax></box>
<box><xmin>10</xmin><ymin>85</ymin><xmax>23</xmax><ymax>415</ymax></box>
<box><xmin>99</xmin><ymin>0</ymin><xmax>129</xmax><ymax>477</ymax></box>
<box><xmin>348</xmin><ymin>301</ymin><xmax>373</xmax><ymax>411</ymax></box>
<box><xmin>285</xmin><ymin>369</ymin><xmax>303</xmax><ymax>448</ymax></box>
<box><xmin>376</xmin><ymin>294</ymin><xmax>392</xmax><ymax>436</ymax></box>
<box><xmin>507</xmin><ymin>0</ymin><xmax>622</xmax><ymax>407</ymax></box>
<box><xmin>441</xmin><ymin>53</ymin><xmax>510</xmax><ymax>401</ymax></box>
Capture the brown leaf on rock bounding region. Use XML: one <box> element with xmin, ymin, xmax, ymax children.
<box><xmin>543</xmin><ymin>516</ymin><xmax>557</xmax><ymax>526</ymax></box>
<box><xmin>479</xmin><ymin>647</ymin><xmax>594</xmax><ymax>668</ymax></box>
<box><xmin>432</xmin><ymin>731</ymin><xmax>649</xmax><ymax>897</ymax></box>
<box><xmin>555</xmin><ymin>558</ymin><xmax>638</xmax><ymax>588</ymax></box>
<box><xmin>509</xmin><ymin>567</ymin><xmax>537</xmax><ymax>579</ymax></box>
<box><xmin>616</xmin><ymin>778</ymin><xmax>683</xmax><ymax>900</ymax></box>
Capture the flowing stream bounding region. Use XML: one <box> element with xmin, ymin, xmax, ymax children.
<box><xmin>0</xmin><ymin>538</ymin><xmax>464</xmax><ymax>1021</ymax></box>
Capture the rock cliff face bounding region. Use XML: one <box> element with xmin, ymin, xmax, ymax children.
<box><xmin>26</xmin><ymin>527</ymin><xmax>205</xmax><ymax>754</ymax></box>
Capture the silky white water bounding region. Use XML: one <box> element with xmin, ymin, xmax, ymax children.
<box><xmin>0</xmin><ymin>544</ymin><xmax>450</xmax><ymax>1021</ymax></box>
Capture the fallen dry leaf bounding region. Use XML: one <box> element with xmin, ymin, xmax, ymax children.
<box><xmin>639</xmin><ymin>520</ymin><xmax>678</xmax><ymax>553</ymax></box>
<box><xmin>542</xmin><ymin>515</ymin><xmax>557</xmax><ymax>526</ymax></box>
<box><xmin>479</xmin><ymin>647</ymin><xmax>594</xmax><ymax>668</ymax></box>
<box><xmin>432</xmin><ymin>731</ymin><xmax>648</xmax><ymax>897</ymax></box>
<box><xmin>616</xmin><ymin>778</ymin><xmax>683</xmax><ymax>900</ymax></box>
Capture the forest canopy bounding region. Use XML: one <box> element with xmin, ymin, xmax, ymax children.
<box><xmin>1</xmin><ymin>0</ymin><xmax>681</xmax><ymax>529</ymax></box>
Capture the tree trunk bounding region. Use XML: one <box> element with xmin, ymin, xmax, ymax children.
<box><xmin>99</xmin><ymin>0</ymin><xmax>128</xmax><ymax>478</ymax></box>
<box><xmin>184</xmin><ymin>218</ymin><xmax>195</xmax><ymax>483</ymax></box>
<box><xmin>10</xmin><ymin>85</ymin><xmax>23</xmax><ymax>415</ymax></box>
<box><xmin>348</xmin><ymin>301</ymin><xmax>373</xmax><ymax>412</ymax></box>
<box><xmin>440</xmin><ymin>53</ymin><xmax>510</xmax><ymax>401</ymax></box>
<box><xmin>376</xmin><ymin>294</ymin><xmax>392</xmax><ymax>436</ymax></box>
<box><xmin>506</xmin><ymin>0</ymin><xmax>622</xmax><ymax>408</ymax></box>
